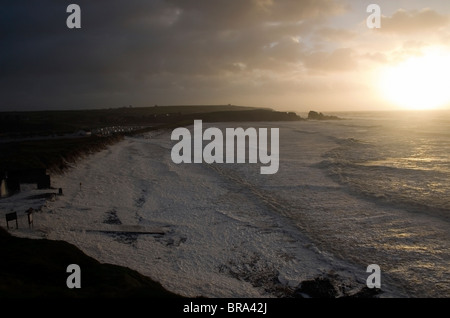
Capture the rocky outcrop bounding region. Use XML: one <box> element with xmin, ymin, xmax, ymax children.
<box><xmin>308</xmin><ymin>111</ymin><xmax>341</xmax><ymax>120</ymax></box>
<box><xmin>293</xmin><ymin>274</ymin><xmax>383</xmax><ymax>298</ymax></box>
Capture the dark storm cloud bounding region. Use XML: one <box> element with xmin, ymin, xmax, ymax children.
<box><xmin>167</xmin><ymin>0</ymin><xmax>346</xmax><ymax>28</ymax></box>
<box><xmin>2</xmin><ymin>1</ymin><xmax>175</xmax><ymax>76</ymax></box>
<box><xmin>0</xmin><ymin>0</ymin><xmax>348</xmax><ymax>110</ymax></box>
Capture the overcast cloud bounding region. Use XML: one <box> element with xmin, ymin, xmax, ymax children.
<box><xmin>1</xmin><ymin>0</ymin><xmax>450</xmax><ymax>111</ymax></box>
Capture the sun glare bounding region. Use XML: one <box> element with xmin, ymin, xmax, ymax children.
<box><xmin>378</xmin><ymin>49</ymin><xmax>450</xmax><ymax>110</ymax></box>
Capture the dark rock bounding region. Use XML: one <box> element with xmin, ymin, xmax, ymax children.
<box><xmin>308</xmin><ymin>111</ymin><xmax>340</xmax><ymax>120</ymax></box>
<box><xmin>343</xmin><ymin>286</ymin><xmax>383</xmax><ymax>298</ymax></box>
<box><xmin>294</xmin><ymin>276</ymin><xmax>338</xmax><ymax>298</ymax></box>
<box><xmin>293</xmin><ymin>274</ymin><xmax>383</xmax><ymax>298</ymax></box>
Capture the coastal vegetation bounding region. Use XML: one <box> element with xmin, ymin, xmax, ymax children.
<box><xmin>0</xmin><ymin>105</ymin><xmax>301</xmax><ymax>173</ymax></box>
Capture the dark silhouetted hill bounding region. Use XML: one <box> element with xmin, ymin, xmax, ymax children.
<box><xmin>0</xmin><ymin>226</ymin><xmax>182</xmax><ymax>298</ymax></box>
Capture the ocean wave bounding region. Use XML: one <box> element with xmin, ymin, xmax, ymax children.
<box><xmin>314</xmin><ymin>157</ymin><xmax>450</xmax><ymax>221</ymax></box>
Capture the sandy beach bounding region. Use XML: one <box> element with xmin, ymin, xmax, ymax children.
<box><xmin>0</xmin><ymin>125</ymin><xmax>368</xmax><ymax>298</ymax></box>
<box><xmin>2</xmin><ymin>118</ymin><xmax>449</xmax><ymax>298</ymax></box>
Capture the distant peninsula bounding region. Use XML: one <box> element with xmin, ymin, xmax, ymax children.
<box><xmin>0</xmin><ymin>105</ymin><xmax>302</xmax><ymax>139</ymax></box>
<box><xmin>0</xmin><ymin>105</ymin><xmax>302</xmax><ymax>173</ymax></box>
<box><xmin>307</xmin><ymin>111</ymin><xmax>341</xmax><ymax>120</ymax></box>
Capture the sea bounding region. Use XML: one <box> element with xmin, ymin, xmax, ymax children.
<box><xmin>202</xmin><ymin>110</ymin><xmax>450</xmax><ymax>297</ymax></box>
<box><xmin>3</xmin><ymin>110</ymin><xmax>449</xmax><ymax>298</ymax></box>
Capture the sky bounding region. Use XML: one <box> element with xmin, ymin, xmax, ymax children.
<box><xmin>2</xmin><ymin>0</ymin><xmax>450</xmax><ymax>112</ymax></box>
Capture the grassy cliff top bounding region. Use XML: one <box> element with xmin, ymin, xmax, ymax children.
<box><xmin>0</xmin><ymin>105</ymin><xmax>300</xmax><ymax>136</ymax></box>
<box><xmin>0</xmin><ymin>106</ymin><xmax>302</xmax><ymax>172</ymax></box>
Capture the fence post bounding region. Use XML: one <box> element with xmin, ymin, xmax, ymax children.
<box><xmin>27</xmin><ymin>208</ymin><xmax>34</xmax><ymax>229</ymax></box>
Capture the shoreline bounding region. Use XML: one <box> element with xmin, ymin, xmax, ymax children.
<box><xmin>2</xmin><ymin>125</ymin><xmax>387</xmax><ymax>298</ymax></box>
<box><xmin>3</xmin><ymin>115</ymin><xmax>434</xmax><ymax>298</ymax></box>
<box><xmin>0</xmin><ymin>134</ymin><xmax>185</xmax><ymax>298</ymax></box>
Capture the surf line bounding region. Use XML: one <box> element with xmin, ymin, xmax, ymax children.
<box><xmin>170</xmin><ymin>120</ymin><xmax>279</xmax><ymax>174</ymax></box>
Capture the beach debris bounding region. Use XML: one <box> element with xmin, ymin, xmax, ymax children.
<box><xmin>103</xmin><ymin>209</ymin><xmax>122</xmax><ymax>225</ymax></box>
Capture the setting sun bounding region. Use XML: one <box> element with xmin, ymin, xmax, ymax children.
<box><xmin>378</xmin><ymin>49</ymin><xmax>450</xmax><ymax>110</ymax></box>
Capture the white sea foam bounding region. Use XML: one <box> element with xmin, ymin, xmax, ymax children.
<box><xmin>2</xmin><ymin>113</ymin><xmax>449</xmax><ymax>298</ymax></box>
